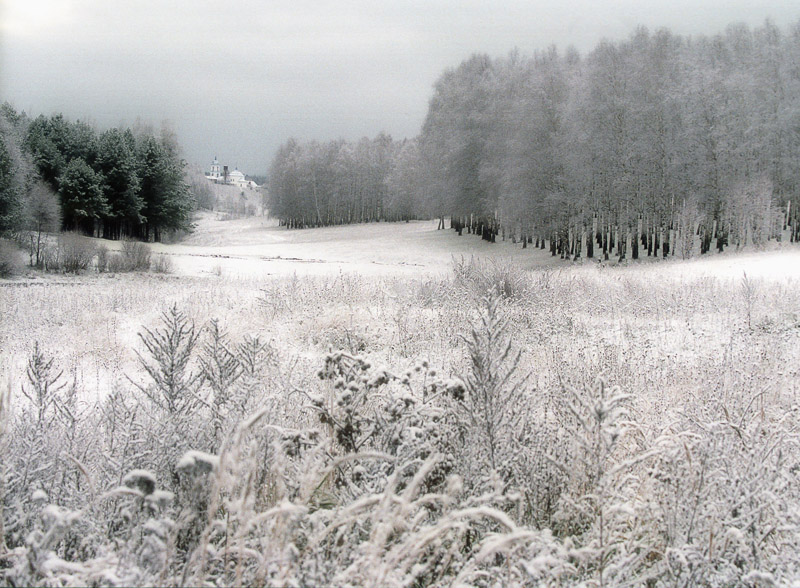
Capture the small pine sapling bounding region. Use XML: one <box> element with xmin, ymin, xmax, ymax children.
<box><xmin>130</xmin><ymin>304</ymin><xmax>203</xmax><ymax>414</ymax></box>
<box><xmin>199</xmin><ymin>319</ymin><xmax>243</xmax><ymax>442</ymax></box>
<box><xmin>554</xmin><ymin>377</ymin><xmax>660</xmax><ymax>586</ymax></box>
<box><xmin>235</xmin><ymin>334</ymin><xmax>274</xmax><ymax>412</ymax></box>
<box><xmin>447</xmin><ymin>289</ymin><xmax>528</xmax><ymax>486</ymax></box>
<box><xmin>200</xmin><ymin>319</ymin><xmax>243</xmax><ymax>408</ymax></box>
<box><xmin>237</xmin><ymin>334</ymin><xmax>272</xmax><ymax>380</ymax></box>
<box><xmin>20</xmin><ymin>342</ymin><xmax>68</xmax><ymax>428</ymax></box>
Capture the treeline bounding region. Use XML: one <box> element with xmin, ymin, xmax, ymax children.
<box><xmin>269</xmin><ymin>20</ymin><xmax>800</xmax><ymax>258</ymax></box>
<box><xmin>0</xmin><ymin>104</ymin><xmax>194</xmax><ymax>242</ymax></box>
<box><xmin>268</xmin><ymin>133</ymin><xmax>427</xmax><ymax>227</ymax></box>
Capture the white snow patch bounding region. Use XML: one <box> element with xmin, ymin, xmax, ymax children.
<box><xmin>176</xmin><ymin>450</ymin><xmax>220</xmax><ymax>473</ymax></box>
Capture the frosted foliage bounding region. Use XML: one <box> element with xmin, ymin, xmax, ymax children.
<box><xmin>1</xmin><ymin>260</ymin><xmax>800</xmax><ymax>586</ymax></box>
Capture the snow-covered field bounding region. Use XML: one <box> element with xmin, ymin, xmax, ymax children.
<box><xmin>3</xmin><ymin>215</ymin><xmax>797</xmax><ymax>399</ymax></box>
<box><xmin>2</xmin><ymin>218</ymin><xmax>800</xmax><ymax>586</ymax></box>
<box><xmin>133</xmin><ymin>213</ymin><xmax>566</xmax><ymax>277</ymax></box>
<box><xmin>92</xmin><ymin>212</ymin><xmax>800</xmax><ymax>281</ymax></box>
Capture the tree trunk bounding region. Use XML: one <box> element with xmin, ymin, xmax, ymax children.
<box><xmin>587</xmin><ymin>229</ymin><xmax>593</xmax><ymax>258</ymax></box>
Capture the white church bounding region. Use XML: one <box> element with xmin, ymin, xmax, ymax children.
<box><xmin>205</xmin><ymin>156</ymin><xmax>258</xmax><ymax>189</ymax></box>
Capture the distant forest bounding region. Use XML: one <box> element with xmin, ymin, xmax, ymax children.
<box><xmin>0</xmin><ymin>106</ymin><xmax>194</xmax><ymax>242</ymax></box>
<box><xmin>268</xmin><ymin>20</ymin><xmax>800</xmax><ymax>258</ymax></box>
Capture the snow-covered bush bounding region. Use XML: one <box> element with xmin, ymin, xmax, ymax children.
<box><xmin>150</xmin><ymin>253</ymin><xmax>173</xmax><ymax>274</ymax></box>
<box><xmin>120</xmin><ymin>239</ymin><xmax>151</xmax><ymax>272</ymax></box>
<box><xmin>130</xmin><ymin>304</ymin><xmax>203</xmax><ymax>414</ymax></box>
<box><xmin>452</xmin><ymin>254</ymin><xmax>532</xmax><ymax>301</ymax></box>
<box><xmin>57</xmin><ymin>232</ymin><xmax>97</xmax><ymax>274</ymax></box>
<box><xmin>0</xmin><ymin>238</ymin><xmax>22</xmax><ymax>278</ymax></box>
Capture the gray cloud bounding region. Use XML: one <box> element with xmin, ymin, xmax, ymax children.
<box><xmin>2</xmin><ymin>0</ymin><xmax>799</xmax><ymax>174</ymax></box>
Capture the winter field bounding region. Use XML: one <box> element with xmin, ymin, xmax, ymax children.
<box><xmin>2</xmin><ymin>216</ymin><xmax>800</xmax><ymax>586</ymax></box>
<box><xmin>53</xmin><ymin>211</ymin><xmax>800</xmax><ymax>279</ymax></box>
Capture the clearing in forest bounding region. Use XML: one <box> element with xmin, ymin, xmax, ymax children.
<box><xmin>95</xmin><ymin>212</ymin><xmax>800</xmax><ymax>280</ymax></box>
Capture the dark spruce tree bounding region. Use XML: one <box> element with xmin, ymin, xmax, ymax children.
<box><xmin>0</xmin><ymin>135</ymin><xmax>21</xmax><ymax>234</ymax></box>
<box><xmin>96</xmin><ymin>128</ymin><xmax>142</xmax><ymax>240</ymax></box>
<box><xmin>24</xmin><ymin>115</ymin><xmax>73</xmax><ymax>191</ymax></box>
<box><xmin>57</xmin><ymin>158</ymin><xmax>108</xmax><ymax>235</ymax></box>
<box><xmin>19</xmin><ymin>110</ymin><xmax>194</xmax><ymax>242</ymax></box>
<box><xmin>136</xmin><ymin>134</ymin><xmax>193</xmax><ymax>242</ymax></box>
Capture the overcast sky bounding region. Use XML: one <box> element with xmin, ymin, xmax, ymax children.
<box><xmin>1</xmin><ymin>1</ymin><xmax>799</xmax><ymax>175</ymax></box>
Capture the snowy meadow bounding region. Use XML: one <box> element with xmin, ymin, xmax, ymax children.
<box><xmin>2</xmin><ymin>219</ymin><xmax>800</xmax><ymax>586</ymax></box>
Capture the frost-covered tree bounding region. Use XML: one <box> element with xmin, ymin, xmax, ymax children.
<box><xmin>410</xmin><ymin>19</ymin><xmax>800</xmax><ymax>257</ymax></box>
<box><xmin>136</xmin><ymin>134</ymin><xmax>193</xmax><ymax>242</ymax></box>
<box><xmin>24</xmin><ymin>182</ymin><xmax>61</xmax><ymax>268</ymax></box>
<box><xmin>268</xmin><ymin>133</ymin><xmax>410</xmax><ymax>227</ymax></box>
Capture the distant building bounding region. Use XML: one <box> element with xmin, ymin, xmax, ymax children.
<box><xmin>205</xmin><ymin>156</ymin><xmax>258</xmax><ymax>189</ymax></box>
<box><xmin>228</xmin><ymin>168</ymin><xmax>246</xmax><ymax>186</ymax></box>
<box><xmin>209</xmin><ymin>156</ymin><xmax>222</xmax><ymax>179</ymax></box>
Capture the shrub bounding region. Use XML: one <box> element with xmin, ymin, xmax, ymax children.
<box><xmin>41</xmin><ymin>239</ymin><xmax>60</xmax><ymax>271</ymax></box>
<box><xmin>0</xmin><ymin>239</ymin><xmax>22</xmax><ymax>278</ymax></box>
<box><xmin>98</xmin><ymin>239</ymin><xmax>155</xmax><ymax>273</ymax></box>
<box><xmin>106</xmin><ymin>251</ymin><xmax>130</xmax><ymax>272</ymax></box>
<box><xmin>121</xmin><ymin>238</ymin><xmax>151</xmax><ymax>271</ymax></box>
<box><xmin>151</xmin><ymin>253</ymin><xmax>173</xmax><ymax>274</ymax></box>
<box><xmin>58</xmin><ymin>232</ymin><xmax>96</xmax><ymax>273</ymax></box>
<box><xmin>452</xmin><ymin>255</ymin><xmax>531</xmax><ymax>300</ymax></box>
<box><xmin>95</xmin><ymin>243</ymin><xmax>109</xmax><ymax>272</ymax></box>
<box><xmin>130</xmin><ymin>304</ymin><xmax>202</xmax><ymax>414</ymax></box>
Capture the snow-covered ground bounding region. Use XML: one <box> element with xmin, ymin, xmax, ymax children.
<box><xmin>2</xmin><ymin>217</ymin><xmax>798</xmax><ymax>401</ymax></box>
<box><xmin>113</xmin><ymin>212</ymin><xmax>800</xmax><ymax>281</ymax></box>
<box><xmin>3</xmin><ymin>216</ymin><xmax>800</xmax><ymax>586</ymax></box>
<box><xmin>127</xmin><ymin>213</ymin><xmax>562</xmax><ymax>278</ymax></box>
<box><xmin>575</xmin><ymin>245</ymin><xmax>800</xmax><ymax>282</ymax></box>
